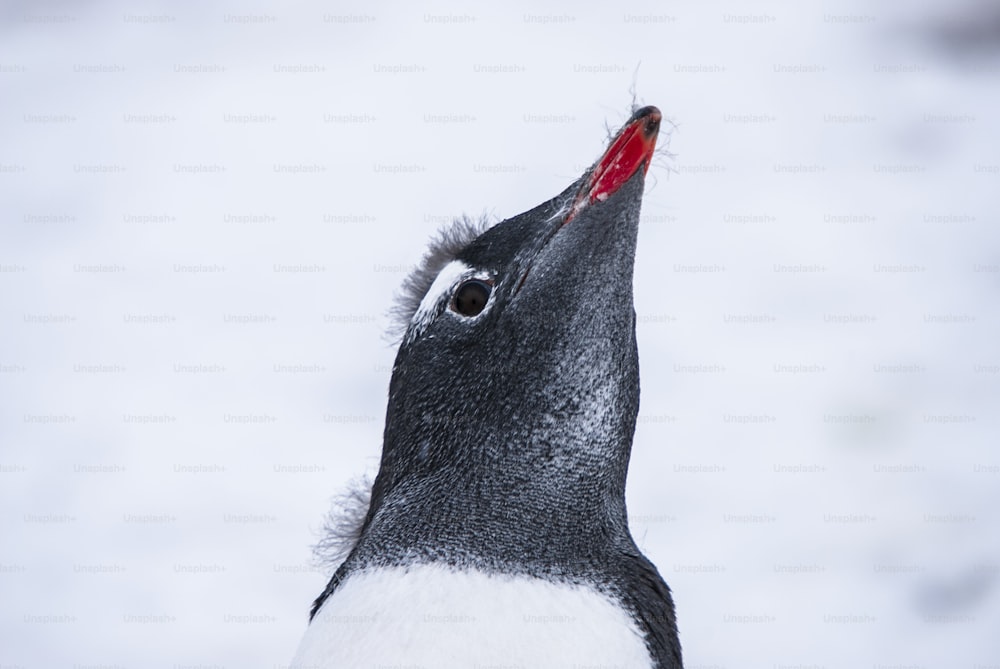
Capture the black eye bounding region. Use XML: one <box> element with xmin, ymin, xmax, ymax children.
<box><xmin>452</xmin><ymin>280</ymin><xmax>492</xmax><ymax>317</ymax></box>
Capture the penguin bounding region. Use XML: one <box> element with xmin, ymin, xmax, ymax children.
<box><xmin>292</xmin><ymin>105</ymin><xmax>682</xmax><ymax>669</ymax></box>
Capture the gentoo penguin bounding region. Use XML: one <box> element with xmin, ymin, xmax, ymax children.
<box><xmin>292</xmin><ymin>105</ymin><xmax>681</xmax><ymax>669</ymax></box>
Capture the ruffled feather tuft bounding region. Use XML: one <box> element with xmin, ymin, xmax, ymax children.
<box><xmin>312</xmin><ymin>475</ymin><xmax>373</xmax><ymax>571</ymax></box>
<box><xmin>386</xmin><ymin>214</ymin><xmax>492</xmax><ymax>344</ymax></box>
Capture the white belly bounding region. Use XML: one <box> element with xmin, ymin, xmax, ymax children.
<box><xmin>291</xmin><ymin>563</ymin><xmax>653</xmax><ymax>669</ymax></box>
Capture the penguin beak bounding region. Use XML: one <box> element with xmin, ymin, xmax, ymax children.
<box><xmin>566</xmin><ymin>106</ymin><xmax>661</xmax><ymax>223</ymax></box>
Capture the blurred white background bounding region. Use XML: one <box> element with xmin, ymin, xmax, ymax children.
<box><xmin>2</xmin><ymin>1</ymin><xmax>998</xmax><ymax>667</ymax></box>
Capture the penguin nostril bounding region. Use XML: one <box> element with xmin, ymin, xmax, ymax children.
<box><xmin>452</xmin><ymin>280</ymin><xmax>492</xmax><ymax>317</ymax></box>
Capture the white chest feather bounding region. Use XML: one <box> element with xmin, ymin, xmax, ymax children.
<box><xmin>291</xmin><ymin>564</ymin><xmax>653</xmax><ymax>669</ymax></box>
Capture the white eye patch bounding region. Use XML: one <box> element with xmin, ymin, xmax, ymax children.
<box><xmin>405</xmin><ymin>260</ymin><xmax>493</xmax><ymax>344</ymax></box>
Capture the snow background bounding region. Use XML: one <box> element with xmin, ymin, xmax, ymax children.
<box><xmin>2</xmin><ymin>1</ymin><xmax>998</xmax><ymax>667</ymax></box>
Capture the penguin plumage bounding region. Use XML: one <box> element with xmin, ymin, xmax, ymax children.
<box><xmin>292</xmin><ymin>106</ymin><xmax>681</xmax><ymax>669</ymax></box>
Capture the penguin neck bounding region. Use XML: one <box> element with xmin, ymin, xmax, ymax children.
<box><xmin>357</xmin><ymin>421</ymin><xmax>637</xmax><ymax>576</ymax></box>
<box><xmin>362</xmin><ymin>309</ymin><xmax>643</xmax><ymax>575</ymax></box>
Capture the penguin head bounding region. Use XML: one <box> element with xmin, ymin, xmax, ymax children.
<box><xmin>374</xmin><ymin>106</ymin><xmax>662</xmax><ymax>536</ymax></box>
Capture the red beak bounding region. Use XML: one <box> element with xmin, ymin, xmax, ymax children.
<box><xmin>567</xmin><ymin>106</ymin><xmax>661</xmax><ymax>222</ymax></box>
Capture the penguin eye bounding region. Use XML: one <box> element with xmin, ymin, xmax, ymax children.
<box><xmin>452</xmin><ymin>279</ymin><xmax>492</xmax><ymax>317</ymax></box>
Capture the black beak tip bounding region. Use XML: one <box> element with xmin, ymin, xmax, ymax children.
<box><xmin>631</xmin><ymin>105</ymin><xmax>662</xmax><ymax>139</ymax></box>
